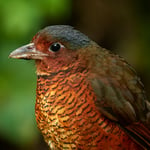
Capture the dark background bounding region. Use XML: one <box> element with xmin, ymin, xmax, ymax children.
<box><xmin>0</xmin><ymin>0</ymin><xmax>150</xmax><ymax>149</ymax></box>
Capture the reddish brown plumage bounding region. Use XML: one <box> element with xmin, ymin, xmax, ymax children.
<box><xmin>35</xmin><ymin>69</ymin><xmax>141</xmax><ymax>149</ymax></box>
<box><xmin>9</xmin><ymin>25</ymin><xmax>150</xmax><ymax>149</ymax></box>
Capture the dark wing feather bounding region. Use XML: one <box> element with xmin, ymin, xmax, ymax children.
<box><xmin>89</xmin><ymin>48</ymin><xmax>150</xmax><ymax>148</ymax></box>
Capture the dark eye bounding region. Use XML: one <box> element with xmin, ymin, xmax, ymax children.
<box><xmin>49</xmin><ymin>43</ymin><xmax>62</xmax><ymax>52</ymax></box>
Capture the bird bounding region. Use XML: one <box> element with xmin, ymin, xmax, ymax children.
<box><xmin>9</xmin><ymin>25</ymin><xmax>150</xmax><ymax>150</ymax></box>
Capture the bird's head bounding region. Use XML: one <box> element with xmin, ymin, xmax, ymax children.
<box><xmin>9</xmin><ymin>25</ymin><xmax>97</xmax><ymax>76</ymax></box>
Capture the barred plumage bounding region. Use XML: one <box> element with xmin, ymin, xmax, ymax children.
<box><xmin>35</xmin><ymin>69</ymin><xmax>141</xmax><ymax>149</ymax></box>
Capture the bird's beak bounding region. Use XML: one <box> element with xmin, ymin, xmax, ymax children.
<box><xmin>9</xmin><ymin>43</ymin><xmax>48</xmax><ymax>60</ymax></box>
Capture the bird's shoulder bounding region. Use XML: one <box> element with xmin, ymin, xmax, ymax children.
<box><xmin>86</xmin><ymin>46</ymin><xmax>150</xmax><ymax>148</ymax></box>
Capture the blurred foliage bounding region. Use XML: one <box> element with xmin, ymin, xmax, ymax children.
<box><xmin>0</xmin><ymin>0</ymin><xmax>150</xmax><ymax>149</ymax></box>
<box><xmin>0</xmin><ymin>0</ymin><xmax>71</xmax><ymax>149</ymax></box>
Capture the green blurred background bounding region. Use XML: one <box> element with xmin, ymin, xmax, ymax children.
<box><xmin>0</xmin><ymin>0</ymin><xmax>150</xmax><ymax>149</ymax></box>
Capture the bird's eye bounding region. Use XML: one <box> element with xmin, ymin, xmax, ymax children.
<box><xmin>49</xmin><ymin>43</ymin><xmax>62</xmax><ymax>52</ymax></box>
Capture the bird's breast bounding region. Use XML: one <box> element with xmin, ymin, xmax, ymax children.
<box><xmin>35</xmin><ymin>72</ymin><xmax>140</xmax><ymax>149</ymax></box>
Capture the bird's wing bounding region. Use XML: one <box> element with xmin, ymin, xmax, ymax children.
<box><xmin>89</xmin><ymin>53</ymin><xmax>150</xmax><ymax>148</ymax></box>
